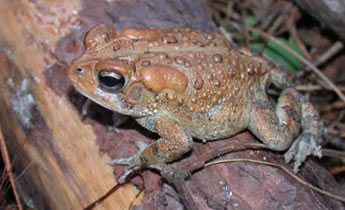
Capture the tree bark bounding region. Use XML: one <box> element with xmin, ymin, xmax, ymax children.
<box><xmin>295</xmin><ymin>0</ymin><xmax>345</xmax><ymax>40</ymax></box>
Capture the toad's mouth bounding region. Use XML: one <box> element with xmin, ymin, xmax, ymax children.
<box><xmin>75</xmin><ymin>86</ymin><xmax>148</xmax><ymax>118</ymax></box>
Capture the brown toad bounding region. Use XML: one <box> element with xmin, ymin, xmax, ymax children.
<box><xmin>68</xmin><ymin>24</ymin><xmax>324</xmax><ymax>183</ymax></box>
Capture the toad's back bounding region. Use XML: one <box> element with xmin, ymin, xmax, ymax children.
<box><xmin>69</xmin><ymin>25</ymin><xmax>292</xmax><ymax>140</ymax></box>
<box><xmin>125</xmin><ymin>28</ymin><xmax>274</xmax><ymax>140</ymax></box>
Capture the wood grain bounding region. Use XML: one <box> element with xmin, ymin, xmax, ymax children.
<box><xmin>295</xmin><ymin>0</ymin><xmax>345</xmax><ymax>40</ymax></box>
<box><xmin>0</xmin><ymin>0</ymin><xmax>142</xmax><ymax>209</ymax></box>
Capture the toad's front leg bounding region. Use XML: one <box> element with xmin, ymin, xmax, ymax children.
<box><xmin>109</xmin><ymin>116</ymin><xmax>193</xmax><ymax>184</ymax></box>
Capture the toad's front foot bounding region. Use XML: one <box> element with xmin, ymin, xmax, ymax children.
<box><xmin>284</xmin><ymin>132</ymin><xmax>322</xmax><ymax>173</ymax></box>
<box><xmin>109</xmin><ymin>116</ymin><xmax>193</xmax><ymax>184</ymax></box>
<box><xmin>108</xmin><ymin>140</ymin><xmax>148</xmax><ymax>184</ymax></box>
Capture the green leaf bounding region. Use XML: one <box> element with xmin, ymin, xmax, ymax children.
<box><xmin>244</xmin><ymin>16</ymin><xmax>258</xmax><ymax>37</ymax></box>
<box><xmin>249</xmin><ymin>42</ymin><xmax>265</xmax><ymax>52</ymax></box>
<box><xmin>244</xmin><ymin>16</ymin><xmax>255</xmax><ymax>27</ymax></box>
<box><xmin>249</xmin><ymin>37</ymin><xmax>303</xmax><ymax>71</ymax></box>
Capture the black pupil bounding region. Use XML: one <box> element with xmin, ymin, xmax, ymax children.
<box><xmin>76</xmin><ymin>67</ymin><xmax>83</xmax><ymax>72</ymax></box>
<box><xmin>100</xmin><ymin>75</ymin><xmax>118</xmax><ymax>87</ymax></box>
<box><xmin>98</xmin><ymin>70</ymin><xmax>125</xmax><ymax>92</ymax></box>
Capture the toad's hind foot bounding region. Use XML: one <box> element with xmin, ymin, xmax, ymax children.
<box><xmin>284</xmin><ymin>98</ymin><xmax>325</xmax><ymax>173</ymax></box>
<box><xmin>249</xmin><ymin>88</ymin><xmax>324</xmax><ymax>172</ymax></box>
<box><xmin>284</xmin><ymin>132</ymin><xmax>322</xmax><ymax>173</ymax></box>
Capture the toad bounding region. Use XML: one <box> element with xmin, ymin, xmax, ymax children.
<box><xmin>68</xmin><ymin>24</ymin><xmax>324</xmax><ymax>183</ymax></box>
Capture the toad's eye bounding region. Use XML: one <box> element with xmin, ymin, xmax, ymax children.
<box><xmin>98</xmin><ymin>70</ymin><xmax>125</xmax><ymax>93</ymax></box>
<box><xmin>76</xmin><ymin>66</ymin><xmax>83</xmax><ymax>73</ymax></box>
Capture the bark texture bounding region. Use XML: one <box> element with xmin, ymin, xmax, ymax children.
<box><xmin>295</xmin><ymin>0</ymin><xmax>345</xmax><ymax>40</ymax></box>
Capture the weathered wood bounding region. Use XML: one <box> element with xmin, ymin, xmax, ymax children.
<box><xmin>0</xmin><ymin>0</ymin><xmax>142</xmax><ymax>209</ymax></box>
<box><xmin>294</xmin><ymin>0</ymin><xmax>345</xmax><ymax>40</ymax></box>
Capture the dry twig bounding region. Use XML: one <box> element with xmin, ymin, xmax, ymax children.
<box><xmin>322</xmin><ymin>148</ymin><xmax>345</xmax><ymax>160</ymax></box>
<box><xmin>0</xmin><ymin>124</ymin><xmax>22</xmax><ymax>210</ymax></box>
<box><xmin>83</xmin><ymin>181</ymin><xmax>127</xmax><ymax>210</ymax></box>
<box><xmin>330</xmin><ymin>166</ymin><xmax>345</xmax><ymax>175</ymax></box>
<box><xmin>247</xmin><ymin>26</ymin><xmax>345</xmax><ymax>103</ymax></box>
<box><xmin>205</xmin><ymin>158</ymin><xmax>345</xmax><ymax>202</ymax></box>
<box><xmin>313</xmin><ymin>42</ymin><xmax>344</xmax><ymax>67</ymax></box>
<box><xmin>296</xmin><ymin>84</ymin><xmax>345</xmax><ymax>92</ymax></box>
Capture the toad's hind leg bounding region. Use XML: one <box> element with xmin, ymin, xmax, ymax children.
<box><xmin>248</xmin><ymin>88</ymin><xmax>324</xmax><ymax>172</ymax></box>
